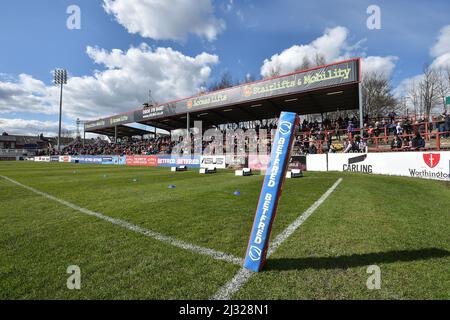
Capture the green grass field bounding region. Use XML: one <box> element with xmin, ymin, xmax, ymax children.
<box><xmin>0</xmin><ymin>161</ymin><xmax>449</xmax><ymax>300</ymax></box>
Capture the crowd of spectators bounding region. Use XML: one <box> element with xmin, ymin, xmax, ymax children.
<box><xmin>41</xmin><ymin>111</ymin><xmax>449</xmax><ymax>157</ymax></box>
<box><xmin>58</xmin><ymin>136</ymin><xmax>175</xmax><ymax>156</ymax></box>
<box><xmin>294</xmin><ymin>111</ymin><xmax>449</xmax><ymax>154</ymax></box>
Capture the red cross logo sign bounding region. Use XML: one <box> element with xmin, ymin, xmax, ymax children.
<box><xmin>423</xmin><ymin>153</ymin><xmax>440</xmax><ymax>168</ymax></box>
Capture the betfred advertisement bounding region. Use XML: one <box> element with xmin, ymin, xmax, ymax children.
<box><xmin>157</xmin><ymin>156</ymin><xmax>201</xmax><ymax>168</ymax></box>
<box><xmin>327</xmin><ymin>151</ymin><xmax>450</xmax><ymax>181</ymax></box>
<box><xmin>244</xmin><ymin>112</ymin><xmax>299</xmax><ymax>272</ymax></box>
<box><xmin>100</xmin><ymin>156</ymin><xmax>115</xmax><ymax>165</ymax></box>
<box><xmin>126</xmin><ymin>155</ymin><xmax>158</xmax><ymax>167</ymax></box>
<box><xmin>200</xmin><ymin>156</ymin><xmax>226</xmax><ymax>169</ymax></box>
<box><xmin>71</xmin><ymin>156</ymin><xmax>103</xmax><ymax>164</ymax></box>
<box><xmin>69</xmin><ymin>155</ymin><xmax>118</xmax><ymax>165</ymax></box>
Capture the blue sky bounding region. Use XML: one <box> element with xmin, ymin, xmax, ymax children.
<box><xmin>0</xmin><ymin>0</ymin><xmax>449</xmax><ymax>135</ymax></box>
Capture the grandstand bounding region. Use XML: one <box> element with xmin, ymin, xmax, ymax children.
<box><xmin>84</xmin><ymin>58</ymin><xmax>363</xmax><ymax>137</ymax></box>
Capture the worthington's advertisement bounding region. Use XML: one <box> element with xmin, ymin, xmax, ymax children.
<box><xmin>326</xmin><ymin>152</ymin><xmax>450</xmax><ymax>181</ymax></box>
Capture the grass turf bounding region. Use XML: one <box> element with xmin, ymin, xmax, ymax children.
<box><xmin>0</xmin><ymin>161</ymin><xmax>449</xmax><ymax>299</ymax></box>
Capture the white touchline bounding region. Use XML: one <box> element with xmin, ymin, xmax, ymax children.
<box><xmin>0</xmin><ymin>175</ymin><xmax>242</xmax><ymax>266</ymax></box>
<box><xmin>211</xmin><ymin>178</ymin><xmax>343</xmax><ymax>300</ymax></box>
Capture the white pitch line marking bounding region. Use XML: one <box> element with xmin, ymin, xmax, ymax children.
<box><xmin>1</xmin><ymin>175</ymin><xmax>242</xmax><ymax>266</ymax></box>
<box><xmin>211</xmin><ymin>178</ymin><xmax>343</xmax><ymax>300</ymax></box>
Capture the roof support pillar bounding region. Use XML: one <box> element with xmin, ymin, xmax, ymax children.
<box><xmin>358</xmin><ymin>81</ymin><xmax>364</xmax><ymax>137</ymax></box>
<box><xmin>186</xmin><ymin>112</ymin><xmax>190</xmax><ymax>140</ymax></box>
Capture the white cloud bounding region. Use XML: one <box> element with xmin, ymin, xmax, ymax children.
<box><xmin>69</xmin><ymin>44</ymin><xmax>218</xmax><ymax>119</ymax></box>
<box><xmin>430</xmin><ymin>25</ymin><xmax>450</xmax><ymax>58</ymax></box>
<box><xmin>393</xmin><ymin>74</ymin><xmax>423</xmax><ymax>98</ymax></box>
<box><xmin>430</xmin><ymin>25</ymin><xmax>450</xmax><ymax>69</ymax></box>
<box><xmin>395</xmin><ymin>25</ymin><xmax>450</xmax><ymax>97</ymax></box>
<box><xmin>0</xmin><ymin>74</ymin><xmax>58</xmax><ymax>115</ymax></box>
<box><xmin>431</xmin><ymin>53</ymin><xmax>450</xmax><ymax>69</ymax></box>
<box><xmin>361</xmin><ymin>56</ymin><xmax>398</xmax><ymax>78</ymax></box>
<box><xmin>103</xmin><ymin>0</ymin><xmax>225</xmax><ymax>42</ymax></box>
<box><xmin>0</xmin><ymin>118</ymin><xmax>74</xmax><ymax>136</ymax></box>
<box><xmin>0</xmin><ymin>44</ymin><xmax>219</xmax><ymax>122</ymax></box>
<box><xmin>260</xmin><ymin>26</ymin><xmax>397</xmax><ymax>79</ymax></box>
<box><xmin>260</xmin><ymin>26</ymin><xmax>349</xmax><ymax>77</ymax></box>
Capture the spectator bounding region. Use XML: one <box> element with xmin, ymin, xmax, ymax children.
<box><xmin>402</xmin><ymin>136</ymin><xmax>411</xmax><ymax>150</ymax></box>
<box><xmin>436</xmin><ymin>112</ymin><xmax>445</xmax><ymax>133</ymax></box>
<box><xmin>354</xmin><ymin>136</ymin><xmax>367</xmax><ymax>153</ymax></box>
<box><xmin>411</xmin><ymin>133</ymin><xmax>425</xmax><ymax>150</ymax></box>
<box><xmin>404</xmin><ymin>118</ymin><xmax>413</xmax><ymax>134</ymax></box>
<box><xmin>329</xmin><ymin>143</ymin><xmax>337</xmax><ymax>153</ymax></box>
<box><xmin>359</xmin><ymin>138</ymin><xmax>368</xmax><ymax>153</ymax></box>
<box><xmin>347</xmin><ymin>122</ymin><xmax>354</xmax><ymax>139</ymax></box>
<box><xmin>308</xmin><ymin>142</ymin><xmax>317</xmax><ymax>154</ymax></box>
<box><xmin>395</xmin><ymin>122</ymin><xmax>404</xmax><ymax>136</ymax></box>
<box><xmin>391</xmin><ymin>135</ymin><xmax>402</xmax><ymax>149</ymax></box>
<box><xmin>388</xmin><ymin>111</ymin><xmax>397</xmax><ymax>123</ymax></box>
<box><xmin>343</xmin><ymin>138</ymin><xmax>353</xmax><ymax>153</ymax></box>
<box><xmin>334</xmin><ymin>121</ymin><xmax>341</xmax><ymax>140</ymax></box>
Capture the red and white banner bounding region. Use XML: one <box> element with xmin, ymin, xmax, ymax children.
<box><xmin>59</xmin><ymin>156</ymin><xmax>71</xmax><ymax>163</ymax></box>
<box><xmin>248</xmin><ymin>154</ymin><xmax>270</xmax><ymax>170</ymax></box>
<box><xmin>125</xmin><ymin>155</ymin><xmax>158</xmax><ymax>167</ymax></box>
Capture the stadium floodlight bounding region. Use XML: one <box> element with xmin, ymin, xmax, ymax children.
<box><xmin>54</xmin><ymin>69</ymin><xmax>68</xmax><ymax>153</ymax></box>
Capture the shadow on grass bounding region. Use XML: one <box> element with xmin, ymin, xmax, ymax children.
<box><xmin>266</xmin><ymin>248</ymin><xmax>450</xmax><ymax>271</ymax></box>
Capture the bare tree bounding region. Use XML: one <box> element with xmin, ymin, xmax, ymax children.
<box><xmin>436</xmin><ymin>68</ymin><xmax>450</xmax><ymax>111</ymax></box>
<box><xmin>267</xmin><ymin>64</ymin><xmax>281</xmax><ymax>77</ymax></box>
<box><xmin>407</xmin><ymin>79</ymin><xmax>423</xmax><ymax>117</ymax></box>
<box><xmin>295</xmin><ymin>56</ymin><xmax>312</xmax><ymax>71</ymax></box>
<box><xmin>241</xmin><ymin>73</ymin><xmax>256</xmax><ymax>84</ymax></box>
<box><xmin>419</xmin><ymin>65</ymin><xmax>440</xmax><ymax>119</ymax></box>
<box><xmin>313</xmin><ymin>53</ymin><xmax>327</xmax><ymax>67</ymax></box>
<box><xmin>361</xmin><ymin>71</ymin><xmax>397</xmax><ymax>118</ymax></box>
<box><xmin>446</xmin><ymin>66</ymin><xmax>450</xmax><ymax>88</ymax></box>
<box><xmin>208</xmin><ymin>71</ymin><xmax>234</xmax><ymax>91</ymax></box>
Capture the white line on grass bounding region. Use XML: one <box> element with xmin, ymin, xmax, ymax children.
<box><xmin>0</xmin><ymin>175</ymin><xmax>242</xmax><ymax>266</ymax></box>
<box><xmin>211</xmin><ymin>178</ymin><xmax>343</xmax><ymax>300</ymax></box>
